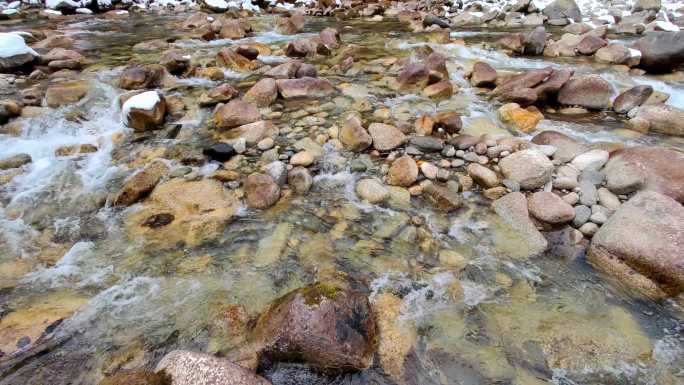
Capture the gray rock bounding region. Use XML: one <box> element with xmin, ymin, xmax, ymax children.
<box><xmin>155</xmin><ymin>350</ymin><xmax>272</xmax><ymax>385</ymax></box>
<box><xmin>573</xmin><ymin>205</ymin><xmax>591</xmax><ymax>227</ymax></box>
<box><xmin>356</xmin><ymin>178</ymin><xmax>390</xmax><ymax>204</ymax></box>
<box><xmin>542</xmin><ymin>0</ymin><xmax>582</xmax><ymax>22</ymax></box>
<box><xmin>579</xmin><ymin>179</ymin><xmax>598</xmax><ymax>206</ymax></box>
<box><xmin>409</xmin><ymin>136</ymin><xmax>444</xmax><ymax>152</ymax></box>
<box><xmin>558</xmin><ymin>75</ymin><xmax>613</xmax><ymax>110</ymax></box>
<box><xmin>265</xmin><ymin>161</ymin><xmax>287</xmax><ymax>186</ymax></box>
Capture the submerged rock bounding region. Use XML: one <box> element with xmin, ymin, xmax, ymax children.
<box><xmin>492</xmin><ymin>192</ymin><xmax>548</xmax><ymax>255</ymax></box>
<box><xmin>356</xmin><ymin>178</ymin><xmax>390</xmax><ymax>204</ymax></box>
<box><xmin>339</xmin><ymin>115</ymin><xmax>372</xmax><ymax>152</ymax></box>
<box><xmin>125</xmin><ymin>178</ymin><xmax>238</xmax><ymax>248</ymax></box>
<box><xmin>0</xmin><ymin>153</ymin><xmax>31</xmax><ymax>170</ymax></box>
<box><xmin>46</xmin><ymin>81</ymin><xmax>89</xmax><ymax>108</ymax></box>
<box><xmin>156</xmin><ymin>350</ymin><xmax>272</xmax><ymax>385</ymax></box>
<box><xmin>588</xmin><ymin>191</ymin><xmax>684</xmax><ymax>298</ymax></box>
<box><xmin>250</xmin><ymin>283</ymin><xmax>378</xmax><ymax>372</ymax></box>
<box><xmin>245</xmin><ymin>173</ymin><xmax>280</xmax><ymax>209</ymax></box>
<box><xmin>113</xmin><ymin>161</ymin><xmax>169</xmax><ymax>207</ymax></box>
<box><xmin>99</xmin><ymin>371</ymin><xmax>169</xmax><ymax>385</ymax></box>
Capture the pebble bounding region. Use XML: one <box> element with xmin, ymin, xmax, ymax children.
<box><xmin>451</xmin><ymin>159</ymin><xmax>465</xmax><ymax>168</ymax></box>
<box><xmin>597</xmin><ymin>187</ymin><xmax>621</xmax><ymax>210</ymax></box>
<box><xmin>233</xmin><ymin>138</ymin><xmax>247</xmax><ymax>154</ymax></box>
<box><xmin>420</xmin><ymin>162</ymin><xmax>439</xmax><ymax>179</ymax></box>
<box><xmin>442</xmin><ymin>145</ymin><xmax>456</xmax><ymax>157</ymax></box>
<box><xmin>579</xmin><ymin>222</ymin><xmax>599</xmax><ymax>237</ymax></box>
<box><xmin>257</xmin><ymin>137</ymin><xmax>275</xmax><ymax>151</ymax></box>
<box><xmin>502</xmin><ymin>179</ymin><xmax>520</xmax><ymax>192</ymax></box>
<box><xmin>572</xmin><ymin>205</ymin><xmax>591</xmax><ymax>227</ymax></box>
<box><xmin>562</xmin><ymin>192</ymin><xmax>580</xmax><ymax>205</ymax></box>
<box><xmin>455</xmin><ymin>150</ymin><xmax>465</xmax><ymax>158</ymax></box>
<box><xmin>578</xmin><ymin>179</ymin><xmax>598</xmax><ymax>206</ymax></box>
<box><xmin>463</xmin><ymin>152</ymin><xmax>479</xmax><ymax>162</ymax></box>
<box><xmin>579</xmin><ymin>169</ymin><xmax>605</xmax><ymax>186</ymax></box>
<box><xmin>290</xmin><ymin>151</ymin><xmax>314</xmax><ymax>166</ymax></box>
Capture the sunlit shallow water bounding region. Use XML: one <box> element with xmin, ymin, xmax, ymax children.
<box><xmin>0</xmin><ymin>12</ymin><xmax>683</xmax><ymax>385</ymax></box>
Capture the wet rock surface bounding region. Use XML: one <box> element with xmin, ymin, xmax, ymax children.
<box><xmin>0</xmin><ymin>2</ymin><xmax>683</xmax><ymax>385</ymax></box>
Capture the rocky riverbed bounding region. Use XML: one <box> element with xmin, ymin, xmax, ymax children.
<box><xmin>1</xmin><ymin>0</ymin><xmax>684</xmax><ymax>384</ymax></box>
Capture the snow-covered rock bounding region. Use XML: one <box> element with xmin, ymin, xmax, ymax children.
<box><xmin>122</xmin><ymin>90</ymin><xmax>167</xmax><ymax>131</ymax></box>
<box><xmin>0</xmin><ymin>32</ymin><xmax>38</xmax><ymax>72</ymax></box>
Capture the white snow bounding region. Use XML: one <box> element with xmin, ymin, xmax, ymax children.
<box><xmin>2</xmin><ymin>8</ymin><xmax>18</xmax><ymax>15</ymax></box>
<box><xmin>46</xmin><ymin>0</ymin><xmax>82</xmax><ymax>9</ymax></box>
<box><xmin>8</xmin><ymin>1</ymin><xmax>20</xmax><ymax>8</ymax></box>
<box><xmin>628</xmin><ymin>48</ymin><xmax>642</xmax><ymax>58</ymax></box>
<box><xmin>205</xmin><ymin>0</ymin><xmax>228</xmax><ymax>9</ymax></box>
<box><xmin>653</xmin><ymin>20</ymin><xmax>680</xmax><ymax>32</ymax></box>
<box><xmin>122</xmin><ymin>91</ymin><xmax>161</xmax><ymax>125</ymax></box>
<box><xmin>0</xmin><ymin>32</ymin><xmax>37</xmax><ymax>59</ymax></box>
<box><xmin>76</xmin><ymin>7</ymin><xmax>93</xmax><ymax>13</ymax></box>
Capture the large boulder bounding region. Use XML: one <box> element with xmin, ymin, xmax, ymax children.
<box><xmin>276</xmin><ymin>77</ymin><xmax>334</xmax><ymax>99</ymax></box>
<box><xmin>630</xmin><ymin>104</ymin><xmax>684</xmax><ymax>136</ymax></box>
<box><xmin>542</xmin><ymin>0</ymin><xmax>581</xmax><ymax>22</ymax></box>
<box><xmin>557</xmin><ymin>75</ymin><xmax>613</xmax><ymax>110</ymax></box>
<box><xmin>588</xmin><ymin>191</ymin><xmax>684</xmax><ymax>298</ymax></box>
<box><xmin>602</xmin><ymin>146</ymin><xmax>684</xmax><ymax>203</ymax></box>
<box><xmin>122</xmin><ymin>91</ymin><xmax>166</xmax><ymax>131</ymax></box>
<box><xmin>595</xmin><ymin>44</ymin><xmax>632</xmax><ymax>65</ymax></box>
<box><xmin>214</xmin><ymin>100</ymin><xmax>260</xmax><ymax>129</ymax></box>
<box><xmin>156</xmin><ymin>350</ymin><xmax>272</xmax><ymax>385</ymax></box>
<box><xmin>633</xmin><ymin>31</ymin><xmax>684</xmax><ymax>73</ymax></box>
<box><xmin>499</xmin><ymin>149</ymin><xmax>554</xmax><ymax>190</ymax></box>
<box><xmin>250</xmin><ymin>283</ymin><xmax>378</xmax><ymax>372</ymax></box>
<box><xmin>0</xmin><ymin>32</ymin><xmax>38</xmax><ymax>72</ymax></box>
<box><xmin>125</xmin><ymin>178</ymin><xmax>238</xmax><ymax>248</ymax></box>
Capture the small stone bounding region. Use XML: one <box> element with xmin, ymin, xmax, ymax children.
<box><xmin>484</xmin><ymin>186</ymin><xmax>508</xmax><ymax>200</ymax></box>
<box><xmin>562</xmin><ymin>192</ymin><xmax>579</xmax><ymax>205</ymax></box>
<box><xmin>387</xmin><ymin>155</ymin><xmax>418</xmax><ymax>187</ymax></box>
<box><xmin>420</xmin><ymin>162</ymin><xmax>439</xmax><ymax>179</ymax></box>
<box><xmin>203</xmin><ymin>143</ymin><xmax>236</xmax><ymax>162</ymax></box>
<box><xmin>467</xmin><ymin>163</ymin><xmax>499</xmax><ymax>188</ymax></box>
<box><xmin>572</xmin><ymin>205</ymin><xmax>591</xmax><ymax>227</ymax></box>
<box><xmin>578</xmin><ymin>222</ymin><xmax>599</xmax><ymax>237</ymax></box>
<box><xmin>257</xmin><ymin>137</ymin><xmax>275</xmax><ymax>151</ymax></box>
<box><xmin>597</xmin><ymin>187</ymin><xmax>621</xmax><ymax>210</ymax></box>
<box><xmin>290</xmin><ymin>151</ymin><xmax>314</xmax><ymax>166</ymax></box>
<box><xmin>356</xmin><ymin>178</ymin><xmax>390</xmax><ymax>204</ymax></box>
<box><xmin>288</xmin><ymin>167</ymin><xmax>313</xmax><ymax>194</ymax></box>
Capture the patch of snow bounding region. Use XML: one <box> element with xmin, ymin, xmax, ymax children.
<box><xmin>76</xmin><ymin>7</ymin><xmax>93</xmax><ymax>13</ymax></box>
<box><xmin>2</xmin><ymin>8</ymin><xmax>18</xmax><ymax>15</ymax></box>
<box><xmin>46</xmin><ymin>0</ymin><xmax>82</xmax><ymax>9</ymax></box>
<box><xmin>205</xmin><ymin>0</ymin><xmax>228</xmax><ymax>10</ymax></box>
<box><xmin>628</xmin><ymin>48</ymin><xmax>641</xmax><ymax>58</ymax></box>
<box><xmin>653</xmin><ymin>20</ymin><xmax>680</xmax><ymax>32</ymax></box>
<box><xmin>0</xmin><ymin>32</ymin><xmax>38</xmax><ymax>59</ymax></box>
<box><xmin>8</xmin><ymin>1</ymin><xmax>21</xmax><ymax>8</ymax></box>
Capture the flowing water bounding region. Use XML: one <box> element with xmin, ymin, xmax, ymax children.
<box><xmin>0</xmin><ymin>11</ymin><xmax>684</xmax><ymax>385</ymax></box>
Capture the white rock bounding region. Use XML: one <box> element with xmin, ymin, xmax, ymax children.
<box><xmin>420</xmin><ymin>162</ymin><xmax>439</xmax><ymax>180</ymax></box>
<box><xmin>571</xmin><ymin>149</ymin><xmax>609</xmax><ymax>171</ymax></box>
